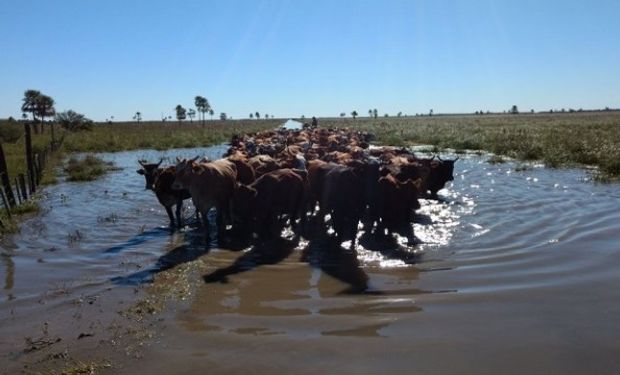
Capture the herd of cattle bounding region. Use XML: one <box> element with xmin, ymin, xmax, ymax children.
<box><xmin>137</xmin><ymin>125</ymin><xmax>458</xmax><ymax>247</ymax></box>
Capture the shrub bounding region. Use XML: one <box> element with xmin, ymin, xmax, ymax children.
<box><xmin>55</xmin><ymin>110</ymin><xmax>93</xmax><ymax>132</ymax></box>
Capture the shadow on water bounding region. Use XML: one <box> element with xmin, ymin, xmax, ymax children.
<box><xmin>102</xmin><ymin>227</ymin><xmax>173</xmax><ymax>255</ymax></box>
<box><xmin>111</xmin><ymin>227</ymin><xmax>212</xmax><ymax>285</ymax></box>
<box><xmin>202</xmin><ymin>237</ymin><xmax>298</xmax><ymax>284</ymax></box>
<box><xmin>301</xmin><ymin>235</ymin><xmax>370</xmax><ymax>294</ymax></box>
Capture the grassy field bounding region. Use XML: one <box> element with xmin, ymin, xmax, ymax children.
<box><xmin>321</xmin><ymin>111</ymin><xmax>620</xmax><ymax>177</ymax></box>
<box><xmin>62</xmin><ymin>120</ymin><xmax>280</xmax><ymax>152</ymax></box>
<box><xmin>3</xmin><ymin>112</ymin><xmax>620</xmax><ymax>180</ymax></box>
<box><xmin>1</xmin><ymin>112</ymin><xmax>619</xmax><ymax>234</ymax></box>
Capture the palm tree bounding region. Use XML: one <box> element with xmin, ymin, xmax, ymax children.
<box><xmin>187</xmin><ymin>108</ymin><xmax>196</xmax><ymax>123</ymax></box>
<box><xmin>175</xmin><ymin>105</ymin><xmax>187</xmax><ymax>123</ymax></box>
<box><xmin>351</xmin><ymin>110</ymin><xmax>358</xmax><ymax>119</ymax></box>
<box><xmin>249</xmin><ymin>113</ymin><xmax>253</xmax><ymax>119</ymax></box>
<box><xmin>21</xmin><ymin>90</ymin><xmax>41</xmax><ymax>121</ymax></box>
<box><xmin>368</xmin><ymin>109</ymin><xmax>372</xmax><ymax>117</ymax></box>
<box><xmin>255</xmin><ymin>111</ymin><xmax>260</xmax><ymax>119</ymax></box>
<box><xmin>36</xmin><ymin>94</ymin><xmax>55</xmax><ymax>134</ymax></box>
<box><xmin>209</xmin><ymin>109</ymin><xmax>214</xmax><ymax>120</ymax></box>
<box><xmin>21</xmin><ymin>89</ymin><xmax>42</xmax><ymax>133</ymax></box>
<box><xmin>133</xmin><ymin>111</ymin><xmax>142</xmax><ymax>124</ymax></box>
<box><xmin>194</xmin><ymin>96</ymin><xmax>210</xmax><ymax>126</ymax></box>
<box><xmin>373</xmin><ymin>109</ymin><xmax>378</xmax><ymax>119</ymax></box>
<box><xmin>37</xmin><ymin>95</ymin><xmax>56</xmax><ymax>138</ymax></box>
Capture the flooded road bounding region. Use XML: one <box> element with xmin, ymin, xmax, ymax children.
<box><xmin>2</xmin><ymin>145</ymin><xmax>620</xmax><ymax>374</ymax></box>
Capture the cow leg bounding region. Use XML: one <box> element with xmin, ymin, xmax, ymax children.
<box><xmin>175</xmin><ymin>200</ymin><xmax>183</xmax><ymax>228</ymax></box>
<box><xmin>164</xmin><ymin>205</ymin><xmax>175</xmax><ymax>227</ymax></box>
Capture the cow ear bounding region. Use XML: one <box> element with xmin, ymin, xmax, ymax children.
<box><xmin>137</xmin><ymin>169</ymin><xmax>145</xmax><ymax>175</ymax></box>
<box><xmin>192</xmin><ymin>164</ymin><xmax>202</xmax><ymax>173</ymax></box>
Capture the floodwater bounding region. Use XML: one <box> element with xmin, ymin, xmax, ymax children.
<box><xmin>1</xmin><ymin>145</ymin><xmax>620</xmax><ymax>374</ymax></box>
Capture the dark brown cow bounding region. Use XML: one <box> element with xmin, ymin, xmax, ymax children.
<box><xmin>172</xmin><ymin>158</ymin><xmax>237</xmax><ymax>236</ymax></box>
<box><xmin>317</xmin><ymin>163</ymin><xmax>365</xmax><ymax>246</ymax></box>
<box><xmin>376</xmin><ymin>174</ymin><xmax>421</xmax><ymax>244</ymax></box>
<box><xmin>232</xmin><ymin>168</ymin><xmax>305</xmax><ymax>239</ymax></box>
<box><xmin>418</xmin><ymin>156</ymin><xmax>459</xmax><ymax>199</ymax></box>
<box><xmin>137</xmin><ymin>160</ymin><xmax>191</xmax><ymax>227</ymax></box>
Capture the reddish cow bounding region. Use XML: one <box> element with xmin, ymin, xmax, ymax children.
<box><xmin>232</xmin><ymin>168</ymin><xmax>305</xmax><ymax>239</ymax></box>
<box><xmin>173</xmin><ymin>158</ymin><xmax>237</xmax><ymax>237</ymax></box>
<box><xmin>376</xmin><ymin>174</ymin><xmax>421</xmax><ymax>245</ymax></box>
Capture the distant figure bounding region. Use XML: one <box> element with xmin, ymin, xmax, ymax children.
<box><xmin>311</xmin><ymin>116</ymin><xmax>318</xmax><ymax>128</ymax></box>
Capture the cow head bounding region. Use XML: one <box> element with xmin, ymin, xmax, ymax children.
<box><xmin>136</xmin><ymin>159</ymin><xmax>162</xmax><ymax>189</ymax></box>
<box><xmin>172</xmin><ymin>156</ymin><xmax>199</xmax><ymax>190</ymax></box>
<box><xmin>436</xmin><ymin>155</ymin><xmax>459</xmax><ymax>182</ymax></box>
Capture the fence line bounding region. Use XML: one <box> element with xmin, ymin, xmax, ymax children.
<box><xmin>0</xmin><ymin>121</ymin><xmax>63</xmax><ymax>228</ymax></box>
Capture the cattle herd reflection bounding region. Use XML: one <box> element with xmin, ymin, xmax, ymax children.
<box><xmin>137</xmin><ymin>124</ymin><xmax>458</xmax><ymax>251</ymax></box>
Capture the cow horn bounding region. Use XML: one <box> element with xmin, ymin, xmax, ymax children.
<box><xmin>454</xmin><ymin>156</ymin><xmax>460</xmax><ymax>162</ymax></box>
<box><xmin>156</xmin><ymin>158</ymin><xmax>163</xmax><ymax>167</ymax></box>
<box><xmin>138</xmin><ymin>159</ymin><xmax>147</xmax><ymax>167</ymax></box>
<box><xmin>431</xmin><ymin>154</ymin><xmax>436</xmax><ymax>160</ymax></box>
<box><xmin>437</xmin><ymin>155</ymin><xmax>444</xmax><ymax>162</ymax></box>
<box><xmin>176</xmin><ymin>156</ymin><xmax>182</xmax><ymax>163</ymax></box>
<box><xmin>191</xmin><ymin>156</ymin><xmax>200</xmax><ymax>163</ymax></box>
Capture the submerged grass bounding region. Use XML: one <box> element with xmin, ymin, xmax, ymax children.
<box><xmin>63</xmin><ymin>155</ymin><xmax>118</xmax><ymax>182</ymax></box>
<box><xmin>0</xmin><ymin>198</ymin><xmax>41</xmax><ymax>234</ymax></box>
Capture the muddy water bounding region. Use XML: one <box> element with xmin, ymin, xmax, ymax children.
<box><xmin>2</xmin><ymin>146</ymin><xmax>620</xmax><ymax>374</ymax></box>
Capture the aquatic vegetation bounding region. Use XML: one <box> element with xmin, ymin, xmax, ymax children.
<box><xmin>487</xmin><ymin>155</ymin><xmax>506</xmax><ymax>164</ymax></box>
<box><xmin>63</xmin><ymin>155</ymin><xmax>118</xmax><ymax>182</ymax></box>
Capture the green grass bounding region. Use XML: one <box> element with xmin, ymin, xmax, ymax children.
<box><xmin>0</xmin><ymin>199</ymin><xmax>40</xmax><ymax>234</ymax></box>
<box><xmin>4</xmin><ymin>112</ymin><xmax>620</xmax><ymax>181</ymax></box>
<box><xmin>317</xmin><ymin>111</ymin><xmax>620</xmax><ymax>178</ymax></box>
<box><xmin>63</xmin><ymin>155</ymin><xmax>118</xmax><ymax>182</ymax></box>
<box><xmin>62</xmin><ymin>119</ymin><xmax>279</xmax><ymax>152</ymax></box>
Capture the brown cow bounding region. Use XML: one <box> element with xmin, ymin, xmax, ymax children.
<box><xmin>227</xmin><ymin>152</ymin><xmax>255</xmax><ymax>185</ymax></box>
<box><xmin>232</xmin><ymin>168</ymin><xmax>305</xmax><ymax>240</ymax></box>
<box><xmin>248</xmin><ymin>154</ymin><xmax>281</xmax><ymax>178</ymax></box>
<box><xmin>137</xmin><ymin>159</ymin><xmax>191</xmax><ymax>227</ymax></box>
<box><xmin>417</xmin><ymin>156</ymin><xmax>459</xmax><ymax>199</ymax></box>
<box><xmin>316</xmin><ymin>163</ymin><xmax>365</xmax><ymax>246</ymax></box>
<box><xmin>375</xmin><ymin>174</ymin><xmax>421</xmax><ymax>245</ymax></box>
<box><xmin>172</xmin><ymin>158</ymin><xmax>237</xmax><ymax>237</ymax></box>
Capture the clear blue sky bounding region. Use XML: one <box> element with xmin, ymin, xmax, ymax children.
<box><xmin>1</xmin><ymin>0</ymin><xmax>619</xmax><ymax>121</ymax></box>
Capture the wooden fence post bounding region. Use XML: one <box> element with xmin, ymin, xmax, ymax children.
<box><xmin>24</xmin><ymin>122</ymin><xmax>36</xmax><ymax>194</ymax></box>
<box><xmin>0</xmin><ymin>144</ymin><xmax>16</xmax><ymax>207</ymax></box>
<box><xmin>18</xmin><ymin>174</ymin><xmax>28</xmax><ymax>201</ymax></box>
<box><xmin>0</xmin><ymin>187</ymin><xmax>11</xmax><ymax>219</ymax></box>
<box><xmin>14</xmin><ymin>177</ymin><xmax>22</xmax><ymax>205</ymax></box>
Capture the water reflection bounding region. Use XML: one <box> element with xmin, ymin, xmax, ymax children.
<box><xmin>1</xmin><ymin>252</ymin><xmax>14</xmax><ymax>301</ymax></box>
<box><xmin>203</xmin><ymin>237</ymin><xmax>297</xmax><ymax>284</ymax></box>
